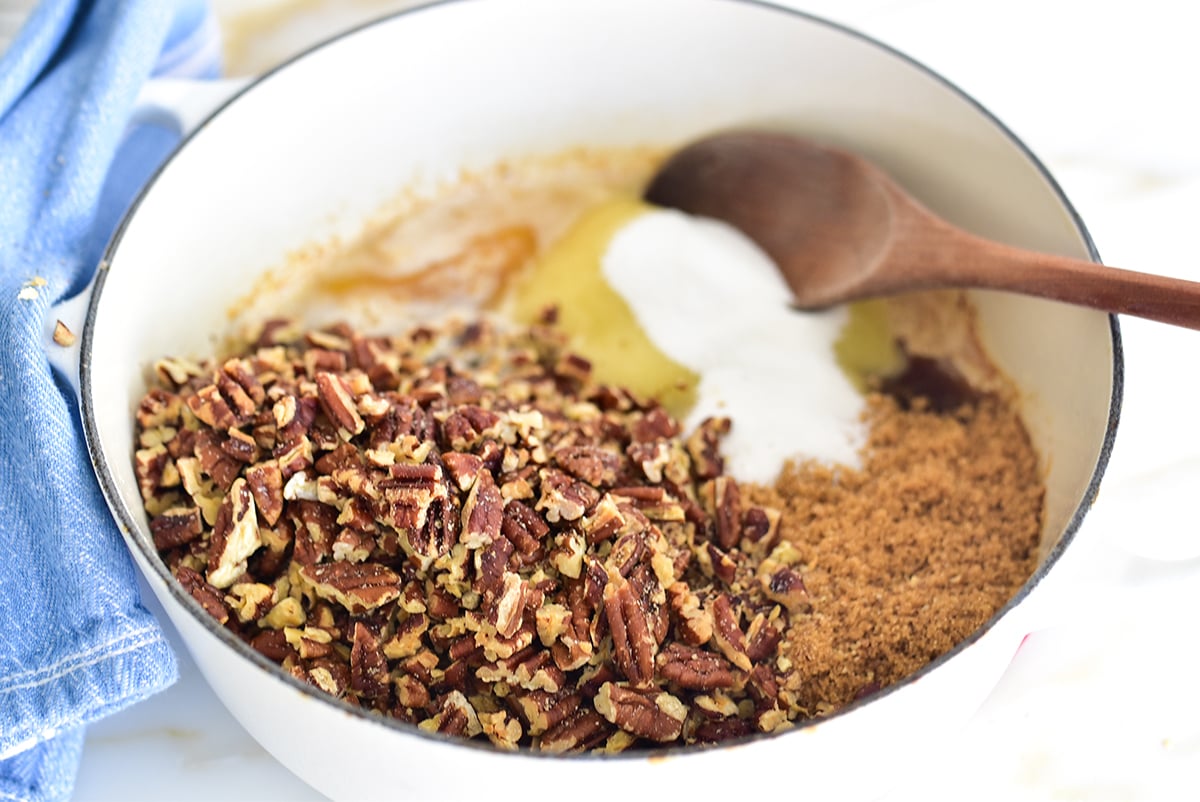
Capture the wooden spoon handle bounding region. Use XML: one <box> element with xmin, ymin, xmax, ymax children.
<box><xmin>947</xmin><ymin>232</ymin><xmax>1200</xmax><ymax>330</ymax></box>
<box><xmin>892</xmin><ymin>195</ymin><xmax>1200</xmax><ymax>329</ymax></box>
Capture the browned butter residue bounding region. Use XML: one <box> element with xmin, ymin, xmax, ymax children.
<box><xmin>224</xmin><ymin>146</ymin><xmax>665</xmax><ymax>338</ymax></box>
<box><xmin>311</xmin><ymin>225</ymin><xmax>537</xmax><ymax>311</ymax></box>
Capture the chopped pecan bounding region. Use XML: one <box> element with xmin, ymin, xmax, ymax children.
<box><xmin>379</xmin><ymin>463</ymin><xmax>447</xmax><ymax>543</ymax></box>
<box><xmin>479</xmin><ymin>710</ymin><xmax>524</xmax><ymax>750</ymax></box>
<box><xmin>606</xmin><ymin>529</ymin><xmax>646</xmax><ymax>577</ymax></box>
<box><xmin>626</xmin><ymin>441</ymin><xmax>671</xmax><ymax>484</ymax></box>
<box><xmin>244</xmin><ymin>460</ymin><xmax>284</xmax><ymax>526</ymax></box>
<box><xmin>510</xmin><ymin>689</ymin><xmax>581</xmax><ymax>737</ymax></box>
<box><xmin>139</xmin><ymin>317</ymin><xmax>816</xmax><ymax>751</ymax></box>
<box><xmin>299</xmin><ymin>562</ymin><xmax>402</xmax><ymax>612</ymax></box>
<box><xmin>604</xmin><ymin>573</ymin><xmax>656</xmax><ymax>688</ymax></box>
<box><xmin>136</xmin><ymin>389</ymin><xmax>182</xmax><ymax>429</ymax></box>
<box><xmin>501</xmin><ymin>499</ymin><xmax>549</xmax><ymax>556</ymax></box>
<box><xmin>477</xmin><ymin>646</ymin><xmax>564</xmax><ymax>694</ymax></box>
<box><xmin>216</xmin><ymin>370</ymin><xmax>259</xmax><ymax>422</ymax></box>
<box><xmin>195</xmin><ymin>430</ymin><xmax>241</xmax><ymax>491</ymax></box>
<box><xmin>553</xmin><ymin>352</ymin><xmax>593</xmax><ymax>385</ymax></box>
<box><xmin>691</xmin><ymin>715</ymin><xmax>756</xmax><ymax>744</ymax></box>
<box><xmin>668</xmin><ymin>583</ymin><xmax>713</xmax><ymax>646</ymax></box>
<box><xmin>700</xmin><ymin>476</ymin><xmax>742</xmax><ymax>551</ymax></box>
<box><xmin>581</xmin><ymin>494</ymin><xmax>626</xmax><ymax>545</ymax></box>
<box><xmin>536</xmin><ymin>468</ymin><xmax>599</xmax><ymax>523</ymax></box>
<box><xmin>761</xmin><ymin>565</ymin><xmax>809</xmax><ymax>613</ymax></box>
<box><xmin>378</xmin><ymin>612</ymin><xmax>425</xmax><ymax>660</ymax></box>
<box><xmin>332</xmin><ymin>528</ymin><xmax>375</xmax><ymax>563</ymax></box>
<box><xmin>709</xmin><ymin>593</ymin><xmax>752</xmax><ymax>671</ymax></box>
<box><xmin>741</xmin><ymin>505</ymin><xmax>782</xmax><ymax>555</ymax></box>
<box><xmin>537</xmin><ymin>707</ymin><xmax>612</xmax><ymax>753</ymax></box>
<box><xmin>439</xmin><ymin>405</ymin><xmax>500</xmax><ymax>450</ymax></box>
<box><xmin>593</xmin><ymin>682</ymin><xmax>686</xmax><ymax>742</ymax></box>
<box><xmin>422</xmin><ymin>691</ymin><xmax>482</xmax><ymax>734</ymax></box>
<box><xmin>315</xmin><ymin>371</ymin><xmax>365</xmax><ymax>436</ymax></box>
<box><xmin>350</xmin><ymin>622</ymin><xmax>391</xmax><ymax>700</ymax></box>
<box><xmin>745</xmin><ymin>612</ymin><xmax>783</xmax><ymax>664</ymax></box>
<box><xmin>630</xmin><ymin>408</ymin><xmax>679</xmax><ymax>443</ymax></box>
<box><xmin>474</xmin><ymin>533</ymin><xmax>514</xmax><ymax>597</ymax></box>
<box><xmin>176</xmin><ymin>565</ymin><xmax>230</xmax><ymax>625</ymax></box>
<box><xmin>490</xmin><ymin>572</ymin><xmax>529</xmax><ymax>639</ymax></box>
<box><xmin>441</xmin><ymin>451</ymin><xmax>484</xmax><ymax>491</ymax></box>
<box><xmin>686</xmin><ymin>416</ymin><xmax>730</xmax><ymax>480</ymax></box>
<box><xmin>226</xmin><ymin>581</ymin><xmax>274</xmax><ymax>624</ymax></box>
<box><xmin>656</xmin><ymin>642</ymin><xmax>735</xmax><ymax>690</ymax></box>
<box><xmin>305</xmin><ymin>659</ymin><xmax>351</xmax><ymax>698</ymax></box>
<box><xmin>150</xmin><ymin>506</ymin><xmax>203</xmax><ymax>550</ymax></box>
<box><xmin>554</xmin><ymin>445</ymin><xmax>622</xmax><ymax>487</ymax></box>
<box><xmin>249</xmin><ymin>628</ymin><xmax>296</xmax><ymax>663</ymax></box>
<box><xmin>704</xmin><ymin>542</ymin><xmax>738</xmax><ymax>586</ymax></box>
<box><xmin>395</xmin><ymin>673</ymin><xmax>432</xmax><ymax>712</ymax></box>
<box><xmin>274</xmin><ymin>394</ymin><xmax>317</xmax><ymax>446</ymax></box>
<box><xmin>461</xmin><ymin>470</ymin><xmax>503</xmax><ymax>548</ymax></box>
<box><xmin>207</xmin><ymin>478</ymin><xmax>261</xmax><ymax>589</ymax></box>
<box><xmin>134</xmin><ymin>445</ymin><xmax>172</xmax><ymax>503</ymax></box>
<box><xmin>186</xmin><ymin>384</ymin><xmax>238</xmax><ymax>431</ymax></box>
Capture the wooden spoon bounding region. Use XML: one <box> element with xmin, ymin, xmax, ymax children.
<box><xmin>644</xmin><ymin>130</ymin><xmax>1200</xmax><ymax>328</ymax></box>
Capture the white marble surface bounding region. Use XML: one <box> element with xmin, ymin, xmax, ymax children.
<box><xmin>74</xmin><ymin>0</ymin><xmax>1200</xmax><ymax>799</ymax></box>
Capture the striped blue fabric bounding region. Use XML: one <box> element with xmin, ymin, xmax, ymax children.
<box><xmin>0</xmin><ymin>2</ymin><xmax>219</xmax><ymax>799</ymax></box>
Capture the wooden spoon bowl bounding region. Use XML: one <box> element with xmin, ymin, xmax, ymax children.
<box><xmin>645</xmin><ymin>131</ymin><xmax>1200</xmax><ymax>329</ymax></box>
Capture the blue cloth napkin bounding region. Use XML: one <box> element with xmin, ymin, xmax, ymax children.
<box><xmin>0</xmin><ymin>2</ymin><xmax>220</xmax><ymax>800</ymax></box>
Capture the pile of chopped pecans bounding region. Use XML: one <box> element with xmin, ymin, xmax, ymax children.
<box><xmin>134</xmin><ymin>316</ymin><xmax>812</xmax><ymax>751</ymax></box>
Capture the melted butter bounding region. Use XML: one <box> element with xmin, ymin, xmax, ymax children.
<box><xmin>833</xmin><ymin>300</ymin><xmax>907</xmax><ymax>391</ymax></box>
<box><xmin>508</xmin><ymin>198</ymin><xmax>699</xmax><ymax>416</ymax></box>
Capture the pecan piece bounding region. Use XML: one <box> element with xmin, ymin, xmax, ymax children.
<box><xmin>709</xmin><ymin>593</ymin><xmax>752</xmax><ymax>671</ymax></box>
<box><xmin>668</xmin><ymin>583</ymin><xmax>713</xmax><ymax>646</ymax></box>
<box><xmin>136</xmin><ymin>388</ymin><xmax>182</xmax><ymax>429</ymax></box>
<box><xmin>441</xmin><ymin>451</ymin><xmax>484</xmax><ymax>491</ymax></box>
<box><xmin>315</xmin><ymin>371</ymin><xmax>365</xmax><ymax>436</ymax></box>
<box><xmin>603</xmin><ymin>573</ymin><xmax>656</xmax><ymax>688</ymax></box>
<box><xmin>300</xmin><ymin>561</ymin><xmax>402</xmax><ymax>612</ymax></box>
<box><xmin>186</xmin><ymin>384</ymin><xmax>237</xmax><ymax>431</ymax></box>
<box><xmin>490</xmin><ymin>572</ymin><xmax>529</xmax><ymax>639</ymax></box>
<box><xmin>150</xmin><ymin>506</ymin><xmax>203</xmax><ymax>550</ymax></box>
<box><xmin>479</xmin><ymin>711</ymin><xmax>523</xmax><ymax>750</ymax></box>
<box><xmin>501</xmin><ymin>500</ymin><xmax>549</xmax><ymax>559</ymax></box>
<box><xmin>537</xmin><ymin>708</ymin><xmax>612</xmax><ymax>754</ymax></box>
<box><xmin>700</xmin><ymin>476</ymin><xmax>742</xmax><ymax>551</ymax></box>
<box><xmin>741</xmin><ymin>505</ymin><xmax>781</xmax><ymax>555</ymax></box>
<box><xmin>474</xmin><ymin>534</ymin><xmax>514</xmax><ymax>597</ymax></box>
<box><xmin>656</xmin><ymin>642</ymin><xmax>735</xmax><ymax>690</ymax></box>
<box><xmin>461</xmin><ymin>470</ymin><xmax>503</xmax><ymax>549</ymax></box>
<box><xmin>194</xmin><ymin>430</ymin><xmax>241</xmax><ymax>491</ymax></box>
<box><xmin>761</xmin><ymin>565</ymin><xmax>809</xmax><ymax>614</ymax></box>
<box><xmin>630</xmin><ymin>408</ymin><xmax>680</xmax><ymax>443</ymax></box>
<box><xmin>691</xmin><ymin>715</ymin><xmax>756</xmax><ymax>744</ymax></box>
<box><xmin>685</xmin><ymin>416</ymin><xmax>730</xmax><ymax>480</ymax></box>
<box><xmin>422</xmin><ymin>691</ymin><xmax>482</xmax><ymax>734</ymax></box>
<box><xmin>510</xmin><ymin>690</ymin><xmax>581</xmax><ymax>737</ymax></box>
<box><xmin>244</xmin><ymin>460</ymin><xmax>284</xmax><ymax>526</ymax></box>
<box><xmin>553</xmin><ymin>445</ymin><xmax>622</xmax><ymax>487</ymax></box>
<box><xmin>207</xmin><ymin>478</ymin><xmax>262</xmax><ymax>589</ymax></box>
<box><xmin>176</xmin><ymin>565</ymin><xmax>230</xmax><ymax>625</ymax></box>
<box><xmin>350</xmin><ymin>622</ymin><xmax>391</xmax><ymax>701</ymax></box>
<box><xmin>593</xmin><ymin>682</ymin><xmax>686</xmax><ymax>743</ymax></box>
<box><xmin>536</xmin><ymin>468</ymin><xmax>599</xmax><ymax>523</ymax></box>
<box><xmin>626</xmin><ymin>440</ymin><xmax>671</xmax><ymax>484</ymax></box>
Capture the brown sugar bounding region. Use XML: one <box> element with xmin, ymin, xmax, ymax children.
<box><xmin>747</xmin><ymin>392</ymin><xmax>1043</xmax><ymax>713</ymax></box>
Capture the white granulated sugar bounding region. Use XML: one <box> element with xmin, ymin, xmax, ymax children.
<box><xmin>602</xmin><ymin>209</ymin><xmax>865</xmax><ymax>483</ymax></box>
